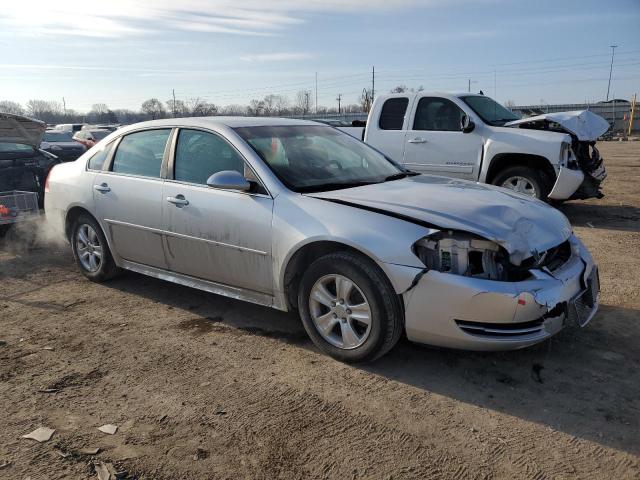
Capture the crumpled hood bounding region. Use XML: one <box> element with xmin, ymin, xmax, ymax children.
<box><xmin>307</xmin><ymin>175</ymin><xmax>572</xmax><ymax>265</ymax></box>
<box><xmin>505</xmin><ymin>110</ymin><xmax>609</xmax><ymax>141</ymax></box>
<box><xmin>0</xmin><ymin>112</ymin><xmax>46</xmax><ymax>148</ymax></box>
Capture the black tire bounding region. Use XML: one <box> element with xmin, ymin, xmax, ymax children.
<box><xmin>71</xmin><ymin>214</ymin><xmax>120</xmax><ymax>282</ymax></box>
<box><xmin>492</xmin><ymin>165</ymin><xmax>552</xmax><ymax>202</ymax></box>
<box><xmin>298</xmin><ymin>251</ymin><xmax>403</xmax><ymax>363</ymax></box>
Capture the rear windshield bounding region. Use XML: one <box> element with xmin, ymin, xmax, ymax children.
<box><xmin>43</xmin><ymin>131</ymin><xmax>74</xmax><ymax>142</ymax></box>
<box><xmin>92</xmin><ymin>131</ymin><xmax>110</xmax><ymax>140</ymax></box>
<box><xmin>0</xmin><ymin>143</ymin><xmax>34</xmax><ymax>153</ymax></box>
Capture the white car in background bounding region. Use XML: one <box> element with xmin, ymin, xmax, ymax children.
<box><xmin>45</xmin><ymin>117</ymin><xmax>599</xmax><ymax>362</ymax></box>
<box><xmin>340</xmin><ymin>93</ymin><xmax>609</xmax><ymax>202</ymax></box>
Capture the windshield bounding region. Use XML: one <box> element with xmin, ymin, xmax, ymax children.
<box><xmin>460</xmin><ymin>95</ymin><xmax>520</xmax><ymax>126</ymax></box>
<box><xmin>92</xmin><ymin>130</ymin><xmax>110</xmax><ymax>140</ymax></box>
<box><xmin>43</xmin><ymin>131</ymin><xmax>73</xmax><ymax>142</ymax></box>
<box><xmin>234</xmin><ymin>125</ymin><xmax>407</xmax><ymax>193</ymax></box>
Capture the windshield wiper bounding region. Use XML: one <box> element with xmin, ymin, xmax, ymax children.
<box><xmin>383</xmin><ymin>171</ymin><xmax>420</xmax><ymax>182</ymax></box>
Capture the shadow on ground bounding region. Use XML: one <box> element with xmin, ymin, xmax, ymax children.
<box><xmin>100</xmin><ymin>268</ymin><xmax>640</xmax><ymax>456</ymax></box>
<box><xmin>560</xmin><ymin>203</ymin><xmax>640</xmax><ymax>232</ymax></box>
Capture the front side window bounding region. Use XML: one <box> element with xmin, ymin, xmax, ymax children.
<box><xmin>460</xmin><ymin>95</ymin><xmax>520</xmax><ymax>126</ymax></box>
<box><xmin>174</xmin><ymin>129</ymin><xmax>245</xmax><ymax>184</ymax></box>
<box><xmin>379</xmin><ymin>98</ymin><xmax>409</xmax><ymax>130</ymax></box>
<box><xmin>235</xmin><ymin>125</ymin><xmax>406</xmax><ymax>193</ymax></box>
<box><xmin>413</xmin><ymin>97</ymin><xmax>464</xmax><ymax>131</ymax></box>
<box><xmin>87</xmin><ymin>143</ymin><xmax>113</xmax><ymax>171</ymax></box>
<box><xmin>111</xmin><ymin>129</ymin><xmax>170</xmax><ymax>178</ymax></box>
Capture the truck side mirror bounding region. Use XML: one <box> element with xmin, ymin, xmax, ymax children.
<box><xmin>461</xmin><ymin>114</ymin><xmax>475</xmax><ymax>133</ymax></box>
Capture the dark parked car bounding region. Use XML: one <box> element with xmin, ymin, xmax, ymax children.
<box><xmin>0</xmin><ymin>113</ymin><xmax>61</xmax><ymax>207</ymax></box>
<box><xmin>41</xmin><ymin>130</ymin><xmax>86</xmax><ymax>161</ymax></box>
<box><xmin>73</xmin><ymin>128</ymin><xmax>111</xmax><ymax>149</ymax></box>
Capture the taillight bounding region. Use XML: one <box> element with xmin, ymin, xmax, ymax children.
<box><xmin>44</xmin><ymin>166</ymin><xmax>55</xmax><ymax>193</ymax></box>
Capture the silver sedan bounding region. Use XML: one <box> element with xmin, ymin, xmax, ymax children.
<box><xmin>45</xmin><ymin>117</ymin><xmax>599</xmax><ymax>362</ymax></box>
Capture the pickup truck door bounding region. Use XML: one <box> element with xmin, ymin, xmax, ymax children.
<box><xmin>402</xmin><ymin>96</ymin><xmax>483</xmax><ymax>180</ymax></box>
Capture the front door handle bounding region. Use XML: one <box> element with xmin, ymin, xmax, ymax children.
<box><xmin>408</xmin><ymin>137</ymin><xmax>427</xmax><ymax>144</ymax></box>
<box><xmin>167</xmin><ymin>195</ymin><xmax>189</xmax><ymax>207</ymax></box>
<box><xmin>94</xmin><ymin>183</ymin><xmax>110</xmax><ymax>193</ymax></box>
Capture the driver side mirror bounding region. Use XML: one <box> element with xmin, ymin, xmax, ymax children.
<box><xmin>461</xmin><ymin>114</ymin><xmax>475</xmax><ymax>133</ymax></box>
<box><xmin>206</xmin><ymin>170</ymin><xmax>251</xmax><ymax>192</ymax></box>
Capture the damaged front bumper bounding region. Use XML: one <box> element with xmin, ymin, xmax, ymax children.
<box><xmin>399</xmin><ymin>235</ymin><xmax>599</xmax><ymax>351</ymax></box>
<box><xmin>549</xmin><ymin>163</ymin><xmax>606</xmax><ymax>201</ymax></box>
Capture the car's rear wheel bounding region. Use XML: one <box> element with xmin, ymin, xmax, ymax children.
<box><xmin>71</xmin><ymin>214</ymin><xmax>119</xmax><ymax>282</ymax></box>
<box><xmin>298</xmin><ymin>251</ymin><xmax>403</xmax><ymax>362</ymax></box>
<box><xmin>493</xmin><ymin>165</ymin><xmax>551</xmax><ymax>201</ymax></box>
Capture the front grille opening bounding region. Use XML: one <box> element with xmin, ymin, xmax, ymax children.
<box><xmin>456</xmin><ymin>318</ymin><xmax>545</xmax><ymax>337</ymax></box>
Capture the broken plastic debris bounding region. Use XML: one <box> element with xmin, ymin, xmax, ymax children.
<box><xmin>79</xmin><ymin>447</ymin><xmax>100</xmax><ymax>455</ymax></box>
<box><xmin>42</xmin><ymin>346</ymin><xmax>54</xmax><ymax>351</ymax></box>
<box><xmin>98</xmin><ymin>424</ymin><xmax>118</xmax><ymax>435</ymax></box>
<box><xmin>94</xmin><ymin>461</ymin><xmax>117</xmax><ymax>480</ymax></box>
<box><xmin>38</xmin><ymin>388</ymin><xmax>58</xmax><ymax>394</ymax></box>
<box><xmin>0</xmin><ymin>460</ymin><xmax>11</xmax><ymax>469</ymax></box>
<box><xmin>21</xmin><ymin>427</ymin><xmax>55</xmax><ymax>442</ymax></box>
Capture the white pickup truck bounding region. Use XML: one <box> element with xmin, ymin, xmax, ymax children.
<box><xmin>339</xmin><ymin>92</ymin><xmax>609</xmax><ymax>201</ymax></box>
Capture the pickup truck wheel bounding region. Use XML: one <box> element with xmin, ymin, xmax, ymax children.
<box><xmin>298</xmin><ymin>251</ymin><xmax>403</xmax><ymax>363</ymax></box>
<box><xmin>493</xmin><ymin>166</ymin><xmax>551</xmax><ymax>201</ymax></box>
<box><xmin>71</xmin><ymin>214</ymin><xmax>119</xmax><ymax>282</ymax></box>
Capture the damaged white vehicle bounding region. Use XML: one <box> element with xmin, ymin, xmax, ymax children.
<box><xmin>45</xmin><ymin>118</ymin><xmax>599</xmax><ymax>362</ymax></box>
<box><xmin>342</xmin><ymin>93</ymin><xmax>609</xmax><ymax>202</ymax></box>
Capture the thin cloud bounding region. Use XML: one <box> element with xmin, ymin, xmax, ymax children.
<box><xmin>1</xmin><ymin>0</ymin><xmax>427</xmax><ymax>38</ymax></box>
<box><xmin>240</xmin><ymin>52</ymin><xmax>314</xmax><ymax>62</ymax></box>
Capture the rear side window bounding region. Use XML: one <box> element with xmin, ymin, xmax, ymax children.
<box><xmin>174</xmin><ymin>129</ymin><xmax>245</xmax><ymax>184</ymax></box>
<box><xmin>111</xmin><ymin>129</ymin><xmax>171</xmax><ymax>178</ymax></box>
<box><xmin>87</xmin><ymin>143</ymin><xmax>113</xmax><ymax>171</ymax></box>
<box><xmin>379</xmin><ymin>98</ymin><xmax>408</xmax><ymax>130</ymax></box>
<box><xmin>413</xmin><ymin>97</ymin><xmax>464</xmax><ymax>131</ymax></box>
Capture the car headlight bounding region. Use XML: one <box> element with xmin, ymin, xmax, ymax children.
<box><xmin>413</xmin><ymin>231</ymin><xmax>528</xmax><ymax>281</ymax></box>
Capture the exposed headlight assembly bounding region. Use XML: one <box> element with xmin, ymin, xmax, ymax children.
<box><xmin>413</xmin><ymin>232</ymin><xmax>528</xmax><ymax>281</ymax></box>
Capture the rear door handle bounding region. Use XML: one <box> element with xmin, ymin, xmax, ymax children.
<box><xmin>408</xmin><ymin>137</ymin><xmax>427</xmax><ymax>144</ymax></box>
<box><xmin>94</xmin><ymin>183</ymin><xmax>110</xmax><ymax>193</ymax></box>
<box><xmin>167</xmin><ymin>195</ymin><xmax>189</xmax><ymax>207</ymax></box>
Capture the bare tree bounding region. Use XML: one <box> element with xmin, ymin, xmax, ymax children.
<box><xmin>504</xmin><ymin>99</ymin><xmax>516</xmax><ymax>109</ymax></box>
<box><xmin>247</xmin><ymin>99</ymin><xmax>265</xmax><ymax>116</ymax></box>
<box><xmin>390</xmin><ymin>85</ymin><xmax>410</xmax><ymax>93</ymax></box>
<box><xmin>166</xmin><ymin>99</ymin><xmax>188</xmax><ymax>117</ymax></box>
<box><xmin>0</xmin><ymin>100</ymin><xmax>24</xmax><ymax>115</ymax></box>
<box><xmin>141</xmin><ymin>98</ymin><xmax>166</xmax><ymax>119</ymax></box>
<box><xmin>359</xmin><ymin>88</ymin><xmax>373</xmax><ymax>112</ymax></box>
<box><xmin>25</xmin><ymin>100</ymin><xmax>64</xmax><ymax>122</ymax></box>
<box><xmin>219</xmin><ymin>104</ymin><xmax>247</xmax><ymax>115</ymax></box>
<box><xmin>294</xmin><ymin>90</ymin><xmax>312</xmax><ymax>115</ymax></box>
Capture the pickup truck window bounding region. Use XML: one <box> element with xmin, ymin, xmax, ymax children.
<box><xmin>460</xmin><ymin>95</ymin><xmax>519</xmax><ymax>126</ymax></box>
<box><xmin>413</xmin><ymin>97</ymin><xmax>464</xmax><ymax>131</ymax></box>
<box><xmin>379</xmin><ymin>98</ymin><xmax>408</xmax><ymax>130</ymax></box>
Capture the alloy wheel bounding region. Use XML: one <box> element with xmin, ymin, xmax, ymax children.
<box><xmin>308</xmin><ymin>274</ymin><xmax>372</xmax><ymax>350</ymax></box>
<box><xmin>501</xmin><ymin>175</ymin><xmax>537</xmax><ymax>198</ymax></box>
<box><xmin>76</xmin><ymin>224</ymin><xmax>102</xmax><ymax>272</ymax></box>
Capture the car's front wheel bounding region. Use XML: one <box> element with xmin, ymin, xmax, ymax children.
<box><xmin>298</xmin><ymin>251</ymin><xmax>403</xmax><ymax>362</ymax></box>
<box><xmin>71</xmin><ymin>214</ymin><xmax>119</xmax><ymax>282</ymax></box>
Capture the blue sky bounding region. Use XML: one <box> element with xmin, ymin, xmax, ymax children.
<box><xmin>1</xmin><ymin>0</ymin><xmax>639</xmax><ymax>112</ymax></box>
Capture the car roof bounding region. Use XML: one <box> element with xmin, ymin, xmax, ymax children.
<box><xmin>120</xmin><ymin>116</ymin><xmax>323</xmax><ymax>132</ymax></box>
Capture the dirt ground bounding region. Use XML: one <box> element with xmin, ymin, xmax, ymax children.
<box><xmin>1</xmin><ymin>142</ymin><xmax>639</xmax><ymax>480</ymax></box>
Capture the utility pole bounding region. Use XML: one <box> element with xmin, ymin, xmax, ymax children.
<box><xmin>606</xmin><ymin>45</ymin><xmax>618</xmax><ymax>101</ymax></box>
<box><xmin>315</xmin><ymin>72</ymin><xmax>318</xmax><ymax>114</ymax></box>
<box><xmin>372</xmin><ymin>66</ymin><xmax>375</xmax><ymax>101</ymax></box>
<box><xmin>467</xmin><ymin>79</ymin><xmax>477</xmax><ymax>93</ymax></box>
<box><xmin>172</xmin><ymin>89</ymin><xmax>177</xmax><ymax>117</ymax></box>
<box><xmin>336</xmin><ymin>94</ymin><xmax>342</xmax><ymax>114</ymax></box>
<box><xmin>62</xmin><ymin>97</ymin><xmax>67</xmax><ymax>116</ymax></box>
